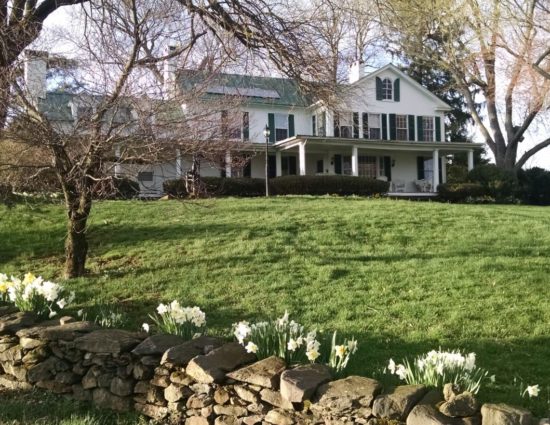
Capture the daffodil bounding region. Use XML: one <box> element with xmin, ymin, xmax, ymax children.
<box><xmin>306</xmin><ymin>349</ymin><xmax>320</xmax><ymax>361</ymax></box>
<box><xmin>245</xmin><ymin>341</ymin><xmax>258</xmax><ymax>354</ymax></box>
<box><xmin>524</xmin><ymin>385</ymin><xmax>540</xmax><ymax>398</ymax></box>
<box><xmin>334</xmin><ymin>345</ymin><xmax>347</xmax><ymax>358</ymax></box>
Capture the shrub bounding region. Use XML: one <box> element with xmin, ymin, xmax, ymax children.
<box><xmin>446</xmin><ymin>165</ymin><xmax>469</xmax><ymax>183</ymax></box>
<box><xmin>468</xmin><ymin>164</ymin><xmax>519</xmax><ymax>200</ymax></box>
<box><xmin>93</xmin><ymin>177</ymin><xmax>140</xmax><ymax>200</ymax></box>
<box><xmin>270</xmin><ymin>175</ymin><xmax>389</xmax><ymax>196</ymax></box>
<box><xmin>518</xmin><ymin>167</ymin><xmax>550</xmax><ymax>206</ymax></box>
<box><xmin>163</xmin><ymin>179</ymin><xmax>188</xmax><ymax>198</ymax></box>
<box><xmin>437</xmin><ymin>183</ymin><xmax>489</xmax><ymax>203</ymax></box>
<box><xmin>386</xmin><ymin>349</ymin><xmax>492</xmax><ymax>394</ymax></box>
<box><xmin>145</xmin><ymin>300</ymin><xmax>206</xmax><ymax>340</ymax></box>
<box><xmin>202</xmin><ymin>177</ymin><xmax>265</xmax><ymax>197</ymax></box>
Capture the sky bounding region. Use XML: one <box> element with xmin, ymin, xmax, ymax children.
<box><xmin>41</xmin><ymin>5</ymin><xmax>549</xmax><ymax>170</ymax></box>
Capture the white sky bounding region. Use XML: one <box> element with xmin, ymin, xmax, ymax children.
<box><xmin>42</xmin><ymin>5</ymin><xmax>549</xmax><ymax>170</ymax></box>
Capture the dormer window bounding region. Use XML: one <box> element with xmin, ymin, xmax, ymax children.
<box><xmin>382</xmin><ymin>78</ymin><xmax>392</xmax><ymax>100</ymax></box>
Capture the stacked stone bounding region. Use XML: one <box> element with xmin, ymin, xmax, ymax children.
<box><xmin>0</xmin><ymin>307</ymin><xmax>546</xmax><ymax>425</ymax></box>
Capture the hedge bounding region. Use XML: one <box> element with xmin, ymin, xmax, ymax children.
<box><xmin>467</xmin><ymin>164</ymin><xmax>519</xmax><ymax>201</ymax></box>
<box><xmin>518</xmin><ymin>167</ymin><xmax>550</xmax><ymax>206</ymax></box>
<box><xmin>164</xmin><ymin>176</ymin><xmax>390</xmax><ymax>198</ymax></box>
<box><xmin>437</xmin><ymin>183</ymin><xmax>491</xmax><ymax>203</ymax></box>
<box><xmin>92</xmin><ymin>177</ymin><xmax>140</xmax><ymax>200</ymax></box>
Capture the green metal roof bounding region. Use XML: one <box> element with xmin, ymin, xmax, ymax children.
<box><xmin>177</xmin><ymin>70</ymin><xmax>312</xmax><ymax>107</ymax></box>
<box><xmin>38</xmin><ymin>92</ymin><xmax>74</xmax><ymax>121</ymax></box>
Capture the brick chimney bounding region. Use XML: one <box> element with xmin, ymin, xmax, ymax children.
<box><xmin>163</xmin><ymin>45</ymin><xmax>177</xmax><ymax>98</ymax></box>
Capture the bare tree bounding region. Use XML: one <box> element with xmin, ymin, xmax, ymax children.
<box><xmin>379</xmin><ymin>0</ymin><xmax>550</xmax><ymax>170</ymax></box>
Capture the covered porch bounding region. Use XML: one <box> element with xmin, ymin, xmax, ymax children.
<box><xmin>272</xmin><ymin>136</ymin><xmax>483</xmax><ymax>193</ymax></box>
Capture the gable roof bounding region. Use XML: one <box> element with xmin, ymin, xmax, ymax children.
<box><xmin>354</xmin><ymin>63</ymin><xmax>453</xmax><ymax>111</ymax></box>
<box><xmin>177</xmin><ymin>70</ymin><xmax>312</xmax><ymax>107</ymax></box>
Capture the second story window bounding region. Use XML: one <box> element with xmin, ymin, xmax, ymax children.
<box><xmin>422</xmin><ymin>116</ymin><xmax>434</xmax><ymax>141</ymax></box>
<box><xmin>275</xmin><ymin>113</ymin><xmax>288</xmax><ymax>141</ymax></box>
<box><xmin>368</xmin><ymin>114</ymin><xmax>381</xmax><ymax>139</ymax></box>
<box><xmin>336</xmin><ymin>111</ymin><xmax>353</xmax><ymax>138</ymax></box>
<box><xmin>396</xmin><ymin>114</ymin><xmax>408</xmax><ymax>141</ymax></box>
<box><xmin>382</xmin><ymin>78</ymin><xmax>393</xmax><ymax>100</ymax></box>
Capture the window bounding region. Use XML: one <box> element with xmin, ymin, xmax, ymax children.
<box><xmin>76</xmin><ymin>106</ymin><xmax>93</xmax><ymax>122</ymax></box>
<box><xmin>422</xmin><ymin>158</ymin><xmax>434</xmax><ymax>180</ymax></box>
<box><xmin>382</xmin><ymin>78</ymin><xmax>393</xmax><ymax>100</ymax></box>
<box><xmin>221</xmin><ymin>110</ymin><xmax>242</xmax><ymax>139</ymax></box>
<box><xmin>242</xmin><ymin>112</ymin><xmax>249</xmax><ymax>141</ymax></box>
<box><xmin>358</xmin><ymin>156</ymin><xmax>377</xmax><ymax>178</ymax></box>
<box><xmin>396</xmin><ymin>115</ymin><xmax>408</xmax><ymax>141</ymax></box>
<box><xmin>423</xmin><ymin>116</ymin><xmax>434</xmax><ymax>141</ymax></box>
<box><xmin>312</xmin><ymin>115</ymin><xmax>316</xmax><ymax>136</ymax></box>
<box><xmin>282</xmin><ymin>156</ymin><xmax>297</xmax><ymax>175</ymax></box>
<box><xmin>275</xmin><ymin>113</ymin><xmax>288</xmax><ymax>141</ymax></box>
<box><xmin>342</xmin><ymin>156</ymin><xmax>352</xmax><ymax>175</ymax></box>
<box><xmin>336</xmin><ymin>112</ymin><xmax>353</xmax><ymax>138</ymax></box>
<box><xmin>316</xmin><ymin>159</ymin><xmax>324</xmax><ymax>174</ymax></box>
<box><xmin>138</xmin><ymin>171</ymin><xmax>153</xmax><ymax>182</ymax></box>
<box><xmin>368</xmin><ymin>114</ymin><xmax>381</xmax><ymax>139</ymax></box>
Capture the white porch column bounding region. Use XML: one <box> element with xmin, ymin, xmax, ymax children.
<box><xmin>176</xmin><ymin>148</ymin><xmax>182</xmax><ymax>178</ymax></box>
<box><xmin>225</xmin><ymin>151</ymin><xmax>232</xmax><ymax>177</ymax></box>
<box><xmin>114</xmin><ymin>145</ymin><xmax>121</xmax><ymax>178</ymax></box>
<box><xmin>432</xmin><ymin>149</ymin><xmax>440</xmax><ymax>191</ymax></box>
<box><xmin>467</xmin><ymin>149</ymin><xmax>474</xmax><ymax>171</ymax></box>
<box><xmin>441</xmin><ymin>155</ymin><xmax>447</xmax><ymax>184</ymax></box>
<box><xmin>275</xmin><ymin>150</ymin><xmax>282</xmax><ymax>177</ymax></box>
<box><xmin>326</xmin><ymin>110</ymin><xmax>334</xmax><ymax>137</ymax></box>
<box><xmin>352</xmin><ymin>146</ymin><xmax>359</xmax><ymax>177</ymax></box>
<box><xmin>299</xmin><ymin>142</ymin><xmax>306</xmax><ymax>175</ymax></box>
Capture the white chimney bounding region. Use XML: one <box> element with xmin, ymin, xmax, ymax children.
<box><xmin>349</xmin><ymin>61</ymin><xmax>366</xmax><ymax>84</ymax></box>
<box><xmin>163</xmin><ymin>45</ymin><xmax>177</xmax><ymax>98</ymax></box>
<box><xmin>24</xmin><ymin>50</ymin><xmax>48</xmax><ymax>101</ymax></box>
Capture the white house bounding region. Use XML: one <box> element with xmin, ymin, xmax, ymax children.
<box><xmin>25</xmin><ymin>50</ymin><xmax>483</xmax><ymax>196</ymax></box>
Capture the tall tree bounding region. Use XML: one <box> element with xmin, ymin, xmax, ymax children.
<box><xmin>380</xmin><ymin>0</ymin><xmax>550</xmax><ymax>170</ymax></box>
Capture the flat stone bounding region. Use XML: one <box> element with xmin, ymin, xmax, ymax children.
<box><xmin>20</xmin><ymin>337</ymin><xmax>46</xmax><ymax>350</ymax></box>
<box><xmin>265</xmin><ymin>408</ymin><xmax>296</xmax><ymax>425</ymax></box>
<box><xmin>0</xmin><ymin>306</ymin><xmax>18</xmax><ymax>318</ymax></box>
<box><xmin>133</xmin><ymin>380</ymin><xmax>151</xmax><ymax>394</ymax></box>
<box><xmin>280</xmin><ymin>363</ymin><xmax>332</xmax><ymax>403</ymax></box>
<box><xmin>161</xmin><ymin>336</ymin><xmax>224</xmax><ymax>366</ymax></box>
<box><xmin>55</xmin><ymin>371</ymin><xmax>79</xmax><ymax>385</ymax></box>
<box><xmin>165</xmin><ymin>383</ymin><xmax>192</xmax><ymax>402</ymax></box>
<box><xmin>27</xmin><ymin>356</ymin><xmax>61</xmax><ymax>383</ymax></box>
<box><xmin>444</xmin><ymin>383</ymin><xmax>462</xmax><ymax>402</ymax></box>
<box><xmin>186</xmin><ymin>393</ymin><xmax>213</xmax><ymax>409</ymax></box>
<box><xmin>0</xmin><ymin>345</ymin><xmax>22</xmax><ymax>363</ymax></box>
<box><xmin>2</xmin><ymin>362</ymin><xmax>27</xmax><ymax>381</ymax></box>
<box><xmin>214</xmin><ymin>387</ymin><xmax>231</xmax><ymax>404</ymax></box>
<box><xmin>22</xmin><ymin>346</ymin><xmax>48</xmax><ymax>365</ymax></box>
<box><xmin>186</xmin><ymin>417</ymin><xmax>210</xmax><ymax>425</ymax></box>
<box><xmin>234</xmin><ymin>385</ymin><xmax>259</xmax><ymax>403</ymax></box>
<box><xmin>110</xmin><ymin>377</ymin><xmax>134</xmax><ymax>396</ymax></box>
<box><xmin>215</xmin><ymin>415</ymin><xmax>242</xmax><ymax>425</ymax></box>
<box><xmin>0</xmin><ymin>373</ymin><xmax>32</xmax><ymax>390</ymax></box>
<box><xmin>213</xmin><ymin>404</ymin><xmax>248</xmax><ymax>417</ymax></box>
<box><xmin>440</xmin><ymin>392</ymin><xmax>479</xmax><ymax>417</ymax></box>
<box><xmin>243</xmin><ymin>415</ymin><xmax>264</xmax><ymax>425</ymax></box>
<box><xmin>132</xmin><ymin>334</ymin><xmax>187</xmax><ymax>356</ymax></box>
<box><xmin>407</xmin><ymin>390</ymin><xmax>481</xmax><ymax>425</ymax></box>
<box><xmin>72</xmin><ymin>384</ymin><xmax>93</xmax><ymax>401</ymax></box>
<box><xmin>227</xmin><ymin>356</ymin><xmax>287</xmax><ymax>389</ymax></box>
<box><xmin>313</xmin><ymin>375</ymin><xmax>383</xmax><ymax>417</ymax></box>
<box><xmin>372</xmin><ymin>384</ymin><xmax>428</xmax><ymax>420</ymax></box>
<box><xmin>74</xmin><ymin>329</ymin><xmax>143</xmax><ymax>353</ymax></box>
<box><xmin>36</xmin><ymin>380</ymin><xmax>72</xmax><ymax>394</ymax></box>
<box><xmin>92</xmin><ymin>387</ymin><xmax>132</xmax><ymax>412</ymax></box>
<box><xmin>186</xmin><ymin>342</ymin><xmax>256</xmax><ymax>384</ymax></box>
<box><xmin>480</xmin><ymin>403</ymin><xmax>533</xmax><ymax>425</ymax></box>
<box><xmin>134</xmin><ymin>402</ymin><xmax>169</xmax><ymax>420</ymax></box>
<box><xmin>0</xmin><ymin>311</ymin><xmax>36</xmax><ymax>335</ymax></box>
<box><xmin>132</xmin><ymin>362</ymin><xmax>153</xmax><ymax>380</ymax></box>
<box><xmin>16</xmin><ymin>321</ymin><xmax>99</xmax><ymax>341</ymax></box>
<box><xmin>261</xmin><ymin>388</ymin><xmax>294</xmax><ymax>410</ymax></box>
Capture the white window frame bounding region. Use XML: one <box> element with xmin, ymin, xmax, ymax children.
<box><xmin>337</xmin><ymin>111</ymin><xmax>353</xmax><ymax>138</ymax></box>
<box><xmin>396</xmin><ymin>114</ymin><xmax>408</xmax><ymax>141</ymax></box>
<box><xmin>422</xmin><ymin>116</ymin><xmax>435</xmax><ymax>142</ymax></box>
<box><xmin>368</xmin><ymin>113</ymin><xmax>381</xmax><ymax>139</ymax></box>
<box><xmin>274</xmin><ymin>113</ymin><xmax>289</xmax><ymax>141</ymax></box>
<box><xmin>358</xmin><ymin>155</ymin><xmax>378</xmax><ymax>178</ymax></box>
<box><xmin>382</xmin><ymin>78</ymin><xmax>393</xmax><ymax>100</ymax></box>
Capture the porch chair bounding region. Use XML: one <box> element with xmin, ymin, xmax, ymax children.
<box><xmin>391</xmin><ymin>180</ymin><xmax>406</xmax><ymax>192</ymax></box>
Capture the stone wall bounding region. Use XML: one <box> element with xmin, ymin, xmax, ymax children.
<box><xmin>0</xmin><ymin>306</ymin><xmax>541</xmax><ymax>425</ymax></box>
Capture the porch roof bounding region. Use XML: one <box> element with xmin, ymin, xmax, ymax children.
<box><xmin>273</xmin><ymin>135</ymin><xmax>484</xmax><ymax>153</ymax></box>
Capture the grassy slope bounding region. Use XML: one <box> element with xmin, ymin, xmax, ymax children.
<box><xmin>0</xmin><ymin>197</ymin><xmax>549</xmax><ymax>418</ymax></box>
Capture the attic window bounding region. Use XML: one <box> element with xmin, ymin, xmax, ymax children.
<box><xmin>206</xmin><ymin>86</ymin><xmax>280</xmax><ymax>99</ymax></box>
<box><xmin>382</xmin><ymin>78</ymin><xmax>392</xmax><ymax>100</ymax></box>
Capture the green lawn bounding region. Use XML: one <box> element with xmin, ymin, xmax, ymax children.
<box><xmin>1</xmin><ymin>197</ymin><xmax>549</xmax><ymax>418</ymax></box>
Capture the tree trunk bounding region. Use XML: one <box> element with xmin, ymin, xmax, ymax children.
<box><xmin>64</xmin><ymin>211</ymin><xmax>89</xmax><ymax>278</ymax></box>
<box><xmin>0</xmin><ymin>71</ymin><xmax>11</xmax><ymax>129</ymax></box>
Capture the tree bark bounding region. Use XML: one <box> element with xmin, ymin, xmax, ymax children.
<box><xmin>64</xmin><ymin>211</ymin><xmax>89</xmax><ymax>278</ymax></box>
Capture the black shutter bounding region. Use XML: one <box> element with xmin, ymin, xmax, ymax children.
<box><xmin>408</xmin><ymin>115</ymin><xmax>415</xmax><ymax>141</ymax></box>
<box><xmin>417</xmin><ymin>156</ymin><xmax>425</xmax><ymax>179</ymax></box>
<box><xmin>439</xmin><ymin>157</ymin><xmax>443</xmax><ymax>183</ymax></box>
<box><xmin>312</xmin><ymin>115</ymin><xmax>316</xmax><ymax>136</ymax></box>
<box><xmin>353</xmin><ymin>112</ymin><xmax>359</xmax><ymax>138</ymax></box>
<box><xmin>384</xmin><ymin>156</ymin><xmax>392</xmax><ymax>180</ymax></box>
<box><xmin>268</xmin><ymin>113</ymin><xmax>275</xmax><ymax>143</ymax></box>
<box><xmin>362</xmin><ymin>113</ymin><xmax>368</xmax><ymax>138</ymax></box>
<box><xmin>268</xmin><ymin>155</ymin><xmax>276</xmax><ymax>178</ymax></box>
<box><xmin>376</xmin><ymin>77</ymin><xmax>383</xmax><ymax>100</ymax></box>
<box><xmin>394</xmin><ymin>78</ymin><xmax>400</xmax><ymax>102</ymax></box>
<box><xmin>243</xmin><ymin>112</ymin><xmax>249</xmax><ymax>141</ymax></box>
<box><xmin>389</xmin><ymin>113</ymin><xmax>397</xmax><ymax>140</ymax></box>
<box><xmin>435</xmin><ymin>116</ymin><xmax>442</xmax><ymax>141</ymax></box>
<box><xmin>381</xmin><ymin>113</ymin><xmax>388</xmax><ymax>140</ymax></box>
<box><xmin>289</xmin><ymin>156</ymin><xmax>297</xmax><ymax>175</ymax></box>
<box><xmin>288</xmin><ymin>114</ymin><xmax>295</xmax><ymax>137</ymax></box>
<box><xmin>334</xmin><ymin>154</ymin><xmax>342</xmax><ymax>174</ymax></box>
<box><xmin>243</xmin><ymin>159</ymin><xmax>251</xmax><ymax>177</ymax></box>
<box><xmin>334</xmin><ymin>113</ymin><xmax>340</xmax><ymax>137</ymax></box>
<box><xmin>417</xmin><ymin>116</ymin><xmax>424</xmax><ymax>141</ymax></box>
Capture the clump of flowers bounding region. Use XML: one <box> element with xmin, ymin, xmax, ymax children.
<box><xmin>233</xmin><ymin>311</ymin><xmax>358</xmax><ymax>374</ymax></box>
<box><xmin>0</xmin><ymin>273</ymin><xmax>12</xmax><ymax>304</ymax></box>
<box><xmin>386</xmin><ymin>349</ymin><xmax>490</xmax><ymax>394</ymax></box>
<box><xmin>146</xmin><ymin>300</ymin><xmax>206</xmax><ymax>340</ymax></box>
<box><xmin>522</xmin><ymin>384</ymin><xmax>540</xmax><ymax>398</ymax></box>
<box><xmin>2</xmin><ymin>272</ymin><xmax>74</xmax><ymax>319</ymax></box>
